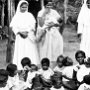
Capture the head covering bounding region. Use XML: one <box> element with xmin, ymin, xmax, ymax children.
<box><xmin>77</xmin><ymin>0</ymin><xmax>88</xmax><ymax>24</ymax></box>
<box><xmin>16</xmin><ymin>0</ymin><xmax>28</xmax><ymax>14</ymax></box>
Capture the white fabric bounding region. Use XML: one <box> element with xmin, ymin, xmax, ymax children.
<box><xmin>62</xmin><ymin>66</ymin><xmax>74</xmax><ymax>81</ymax></box>
<box><xmin>53</xmin><ymin>66</ymin><xmax>64</xmax><ymax>72</ymax></box>
<box><xmin>77</xmin><ymin>65</ymin><xmax>90</xmax><ymax>82</ymax></box>
<box><xmin>77</xmin><ymin>0</ymin><xmax>90</xmax><ymax>57</ymax></box>
<box><xmin>78</xmin><ymin>83</ymin><xmax>90</xmax><ymax>90</ymax></box>
<box><xmin>10</xmin><ymin>0</ymin><xmax>40</xmax><ymax>70</ymax></box>
<box><xmin>37</xmin><ymin>8</ymin><xmax>63</xmax><ymax>62</ymax></box>
<box><xmin>38</xmin><ymin>68</ymin><xmax>54</xmax><ymax>80</ymax></box>
<box><xmin>0</xmin><ymin>85</ymin><xmax>9</xmax><ymax>90</ymax></box>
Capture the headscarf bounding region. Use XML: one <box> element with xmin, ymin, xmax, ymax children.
<box><xmin>16</xmin><ymin>0</ymin><xmax>29</xmax><ymax>14</ymax></box>
<box><xmin>10</xmin><ymin>0</ymin><xmax>36</xmax><ymax>35</ymax></box>
<box><xmin>77</xmin><ymin>0</ymin><xmax>89</xmax><ymax>24</ymax></box>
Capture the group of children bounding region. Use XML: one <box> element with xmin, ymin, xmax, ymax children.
<box><xmin>0</xmin><ymin>50</ymin><xmax>90</xmax><ymax>90</ymax></box>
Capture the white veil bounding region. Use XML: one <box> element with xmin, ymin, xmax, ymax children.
<box><xmin>77</xmin><ymin>0</ymin><xmax>88</xmax><ymax>24</ymax></box>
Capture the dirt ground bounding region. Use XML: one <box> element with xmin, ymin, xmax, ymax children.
<box><xmin>0</xmin><ymin>25</ymin><xmax>79</xmax><ymax>69</ymax></box>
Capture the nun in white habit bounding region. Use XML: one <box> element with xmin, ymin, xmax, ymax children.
<box><xmin>10</xmin><ymin>0</ymin><xmax>40</xmax><ymax>70</ymax></box>
<box><xmin>77</xmin><ymin>0</ymin><xmax>90</xmax><ymax>57</ymax></box>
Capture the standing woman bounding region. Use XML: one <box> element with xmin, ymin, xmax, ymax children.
<box><xmin>77</xmin><ymin>0</ymin><xmax>90</xmax><ymax>57</ymax></box>
<box><xmin>37</xmin><ymin>1</ymin><xmax>63</xmax><ymax>68</ymax></box>
<box><xmin>10</xmin><ymin>0</ymin><xmax>40</xmax><ymax>70</ymax></box>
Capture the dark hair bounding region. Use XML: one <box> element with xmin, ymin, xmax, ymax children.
<box><xmin>83</xmin><ymin>75</ymin><xmax>90</xmax><ymax>85</ymax></box>
<box><xmin>41</xmin><ymin>58</ymin><xmax>50</xmax><ymax>66</ymax></box>
<box><xmin>63</xmin><ymin>56</ymin><xmax>73</xmax><ymax>66</ymax></box>
<box><xmin>21</xmin><ymin>57</ymin><xmax>31</xmax><ymax>67</ymax></box>
<box><xmin>57</xmin><ymin>55</ymin><xmax>64</xmax><ymax>63</ymax></box>
<box><xmin>75</xmin><ymin>50</ymin><xmax>86</xmax><ymax>59</ymax></box>
<box><xmin>6</xmin><ymin>63</ymin><xmax>17</xmax><ymax>77</ymax></box>
<box><xmin>0</xmin><ymin>69</ymin><xmax>9</xmax><ymax>83</ymax></box>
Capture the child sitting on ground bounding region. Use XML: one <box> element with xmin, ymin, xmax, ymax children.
<box><xmin>0</xmin><ymin>69</ymin><xmax>9</xmax><ymax>90</ymax></box>
<box><xmin>19</xmin><ymin>57</ymin><xmax>31</xmax><ymax>82</ymax></box>
<box><xmin>6</xmin><ymin>63</ymin><xmax>20</xmax><ymax>90</ymax></box>
<box><xmin>38</xmin><ymin>58</ymin><xmax>54</xmax><ymax>90</ymax></box>
<box><xmin>26</xmin><ymin>64</ymin><xmax>39</xmax><ymax>89</ymax></box>
<box><xmin>54</xmin><ymin>55</ymin><xmax>64</xmax><ymax>72</ymax></box>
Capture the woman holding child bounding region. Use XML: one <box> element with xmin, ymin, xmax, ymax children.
<box><xmin>10</xmin><ymin>0</ymin><xmax>40</xmax><ymax>70</ymax></box>
<box><xmin>37</xmin><ymin>0</ymin><xmax>63</xmax><ymax>67</ymax></box>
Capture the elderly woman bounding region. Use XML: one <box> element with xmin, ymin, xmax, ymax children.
<box><xmin>37</xmin><ymin>1</ymin><xmax>63</xmax><ymax>68</ymax></box>
<box><xmin>10</xmin><ymin>0</ymin><xmax>40</xmax><ymax>70</ymax></box>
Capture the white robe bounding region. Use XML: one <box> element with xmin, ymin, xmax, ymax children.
<box><xmin>37</xmin><ymin>8</ymin><xmax>63</xmax><ymax>62</ymax></box>
<box><xmin>77</xmin><ymin>0</ymin><xmax>90</xmax><ymax>57</ymax></box>
<box><xmin>10</xmin><ymin>0</ymin><xmax>40</xmax><ymax>70</ymax></box>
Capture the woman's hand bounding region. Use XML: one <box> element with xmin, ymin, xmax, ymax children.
<box><xmin>18</xmin><ymin>32</ymin><xmax>28</xmax><ymax>39</ymax></box>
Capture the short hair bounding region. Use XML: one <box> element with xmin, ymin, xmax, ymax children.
<box><xmin>63</xmin><ymin>56</ymin><xmax>73</xmax><ymax>66</ymax></box>
<box><xmin>0</xmin><ymin>69</ymin><xmax>9</xmax><ymax>83</ymax></box>
<box><xmin>21</xmin><ymin>57</ymin><xmax>31</xmax><ymax>67</ymax></box>
<box><xmin>75</xmin><ymin>50</ymin><xmax>86</xmax><ymax>59</ymax></box>
<box><xmin>83</xmin><ymin>75</ymin><xmax>90</xmax><ymax>85</ymax></box>
<box><xmin>6</xmin><ymin>63</ymin><xmax>17</xmax><ymax>77</ymax></box>
<box><xmin>57</xmin><ymin>55</ymin><xmax>64</xmax><ymax>63</ymax></box>
<box><xmin>41</xmin><ymin>58</ymin><xmax>50</xmax><ymax>66</ymax></box>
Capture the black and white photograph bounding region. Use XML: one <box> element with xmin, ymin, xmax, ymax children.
<box><xmin>0</xmin><ymin>0</ymin><xmax>90</xmax><ymax>90</ymax></box>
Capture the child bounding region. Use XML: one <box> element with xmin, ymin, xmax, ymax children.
<box><xmin>6</xmin><ymin>63</ymin><xmax>20</xmax><ymax>90</ymax></box>
<box><xmin>39</xmin><ymin>58</ymin><xmax>54</xmax><ymax>89</ymax></box>
<box><xmin>77</xmin><ymin>57</ymin><xmax>90</xmax><ymax>83</ymax></box>
<box><xmin>26</xmin><ymin>64</ymin><xmax>39</xmax><ymax>88</ymax></box>
<box><xmin>0</xmin><ymin>69</ymin><xmax>9</xmax><ymax>90</ymax></box>
<box><xmin>19</xmin><ymin>57</ymin><xmax>31</xmax><ymax>82</ymax></box>
<box><xmin>73</xmin><ymin>50</ymin><xmax>86</xmax><ymax>78</ymax></box>
<box><xmin>75</xmin><ymin>50</ymin><xmax>86</xmax><ymax>65</ymax></box>
<box><xmin>78</xmin><ymin>75</ymin><xmax>90</xmax><ymax>90</ymax></box>
<box><xmin>54</xmin><ymin>55</ymin><xmax>64</xmax><ymax>72</ymax></box>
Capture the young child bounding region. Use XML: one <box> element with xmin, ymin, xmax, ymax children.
<box><xmin>54</xmin><ymin>55</ymin><xmax>64</xmax><ymax>72</ymax></box>
<box><xmin>19</xmin><ymin>57</ymin><xmax>31</xmax><ymax>82</ymax></box>
<box><xmin>6</xmin><ymin>63</ymin><xmax>20</xmax><ymax>90</ymax></box>
<box><xmin>39</xmin><ymin>58</ymin><xmax>54</xmax><ymax>89</ymax></box>
<box><xmin>26</xmin><ymin>64</ymin><xmax>39</xmax><ymax>89</ymax></box>
<box><xmin>0</xmin><ymin>69</ymin><xmax>9</xmax><ymax>90</ymax></box>
<box><xmin>78</xmin><ymin>75</ymin><xmax>90</xmax><ymax>90</ymax></box>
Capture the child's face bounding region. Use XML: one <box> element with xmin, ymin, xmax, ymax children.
<box><xmin>58</xmin><ymin>57</ymin><xmax>63</xmax><ymax>67</ymax></box>
<box><xmin>42</xmin><ymin>64</ymin><xmax>49</xmax><ymax>70</ymax></box>
<box><xmin>76</xmin><ymin>53</ymin><xmax>84</xmax><ymax>65</ymax></box>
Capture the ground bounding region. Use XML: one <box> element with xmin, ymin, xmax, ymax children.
<box><xmin>0</xmin><ymin>25</ymin><xmax>79</xmax><ymax>69</ymax></box>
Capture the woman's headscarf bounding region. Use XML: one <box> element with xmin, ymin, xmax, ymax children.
<box><xmin>10</xmin><ymin>0</ymin><xmax>36</xmax><ymax>34</ymax></box>
<box><xmin>16</xmin><ymin>0</ymin><xmax>29</xmax><ymax>14</ymax></box>
<box><xmin>77</xmin><ymin>0</ymin><xmax>88</xmax><ymax>24</ymax></box>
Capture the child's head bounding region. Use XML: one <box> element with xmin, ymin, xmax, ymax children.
<box><xmin>75</xmin><ymin>50</ymin><xmax>86</xmax><ymax>65</ymax></box>
<box><xmin>6</xmin><ymin>63</ymin><xmax>17</xmax><ymax>77</ymax></box>
<box><xmin>83</xmin><ymin>74</ymin><xmax>90</xmax><ymax>85</ymax></box>
<box><xmin>41</xmin><ymin>58</ymin><xmax>50</xmax><ymax>70</ymax></box>
<box><xmin>57</xmin><ymin>55</ymin><xmax>64</xmax><ymax>68</ymax></box>
<box><xmin>63</xmin><ymin>56</ymin><xmax>73</xmax><ymax>66</ymax></box>
<box><xmin>21</xmin><ymin>57</ymin><xmax>31</xmax><ymax>70</ymax></box>
<box><xmin>31</xmin><ymin>64</ymin><xmax>38</xmax><ymax>72</ymax></box>
<box><xmin>0</xmin><ymin>69</ymin><xmax>9</xmax><ymax>87</ymax></box>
